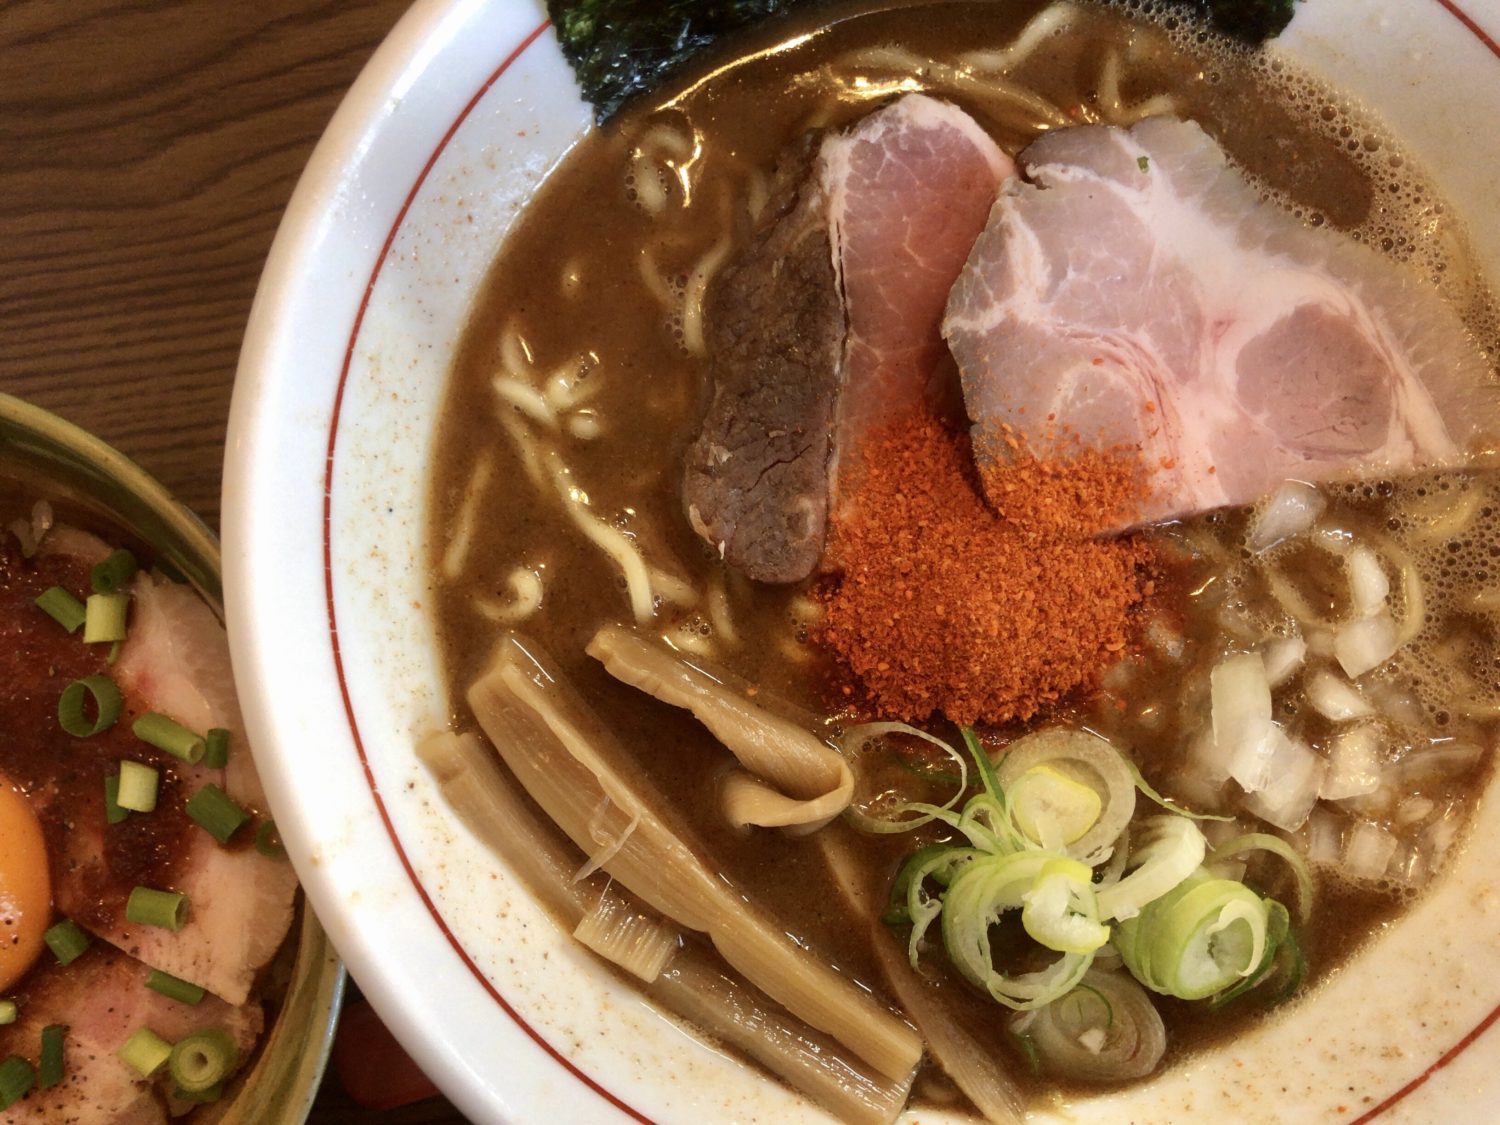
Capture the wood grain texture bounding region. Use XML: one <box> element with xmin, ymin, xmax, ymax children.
<box><xmin>1</xmin><ymin>2</ymin><xmax>466</xmax><ymax>1120</ymax></box>
<box><xmin>0</xmin><ymin>0</ymin><xmax>411</xmax><ymax>529</ymax></box>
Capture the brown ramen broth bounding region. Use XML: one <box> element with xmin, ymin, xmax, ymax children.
<box><xmin>428</xmin><ymin>0</ymin><xmax>1499</xmax><ymax>1116</ymax></box>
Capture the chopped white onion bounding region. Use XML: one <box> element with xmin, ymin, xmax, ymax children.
<box><xmin>1342</xmin><ymin>820</ymin><xmax>1397</xmax><ymax>881</ymax></box>
<box><xmin>1145</xmin><ymin>615</ymin><xmax>1186</xmax><ymax>661</ymax></box>
<box><xmin>1305</xmin><ymin>670</ymin><xmax>1374</xmax><ymax>722</ymax></box>
<box><xmin>1346</xmin><ymin>546</ymin><xmax>1390</xmax><ymax>618</ymax></box>
<box><xmin>1365</xmin><ymin>680</ymin><xmax>1427</xmax><ymax>727</ymax></box>
<box><xmin>1385</xmin><ymin>843</ymin><xmax>1426</xmax><ymax>888</ymax></box>
<box><xmin>1334</xmin><ymin>612</ymin><xmax>1399</xmax><ymax>678</ymax></box>
<box><xmin>1321</xmin><ymin>723</ymin><xmax>1382</xmax><ymax>800</ymax></box>
<box><xmin>1247</xmin><ymin>480</ymin><xmax>1326</xmax><ymax>551</ymax></box>
<box><xmin>1210</xmin><ymin>652</ymin><xmax>1277</xmax><ymax>792</ymax></box>
<box><xmin>1178</xmin><ymin>727</ymin><xmax>1231</xmax><ymax>809</ymax></box>
<box><xmin>1423</xmin><ymin>810</ymin><xmax>1462</xmax><ymax>871</ymax></box>
<box><xmin>1260</xmin><ymin>635</ymin><xmax>1306</xmax><ymax>687</ymax></box>
<box><xmin>1241</xmin><ymin>729</ymin><xmax>1325</xmax><ymax>832</ymax></box>
<box><xmin>1396</xmin><ymin>796</ymin><xmax>1435</xmax><ymax>825</ymax></box>
<box><xmin>1305</xmin><ymin>628</ymin><xmax>1335</xmax><ymax>659</ymax></box>
<box><xmin>1304</xmin><ymin>808</ymin><xmax>1344</xmax><ymax>865</ymax></box>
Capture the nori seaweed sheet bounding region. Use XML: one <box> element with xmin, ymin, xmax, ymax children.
<box><xmin>1190</xmin><ymin>0</ymin><xmax>1298</xmax><ymax>43</ymax></box>
<box><xmin>547</xmin><ymin>0</ymin><xmax>1302</xmax><ymax>124</ymax></box>
<box><xmin>546</xmin><ymin>0</ymin><xmax>816</xmax><ymax>123</ymax></box>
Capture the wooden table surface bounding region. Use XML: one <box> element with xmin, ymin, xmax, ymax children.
<box><xmin>1</xmin><ymin>1</ymin><xmax>467</xmax><ymax>1120</ymax></box>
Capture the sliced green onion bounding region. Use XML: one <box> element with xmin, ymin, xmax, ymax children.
<box><xmin>0</xmin><ymin>1055</ymin><xmax>34</xmax><ymax>1111</ymax></box>
<box><xmin>168</xmin><ymin>1028</ymin><xmax>237</xmax><ymax>1093</ymax></box>
<box><xmin>90</xmin><ymin>548</ymin><xmax>138</xmax><ymax>595</ymax></box>
<box><xmin>0</xmin><ymin>1000</ymin><xmax>16</xmax><ymax>1026</ymax></box>
<box><xmin>941</xmin><ymin>851</ymin><xmax>1096</xmax><ymax>1010</ymax></box>
<box><xmin>883</xmin><ymin>844</ymin><xmax>961</xmax><ymax>925</ymax></box>
<box><xmin>185</xmin><ymin>784</ymin><xmax>248</xmax><ymax>845</ymax></box>
<box><xmin>117</xmin><ymin>760</ymin><xmax>159</xmax><ymax>814</ymax></box>
<box><xmin>104</xmin><ymin>774</ymin><xmax>129</xmax><ymax>825</ymax></box>
<box><xmin>82</xmin><ymin>592</ymin><xmax>128</xmax><ymax>643</ymax></box>
<box><xmin>126</xmin><ymin>887</ymin><xmax>189</xmax><ymax>932</ymax></box>
<box><xmin>57</xmin><ymin>674</ymin><xmax>122</xmax><ymax>737</ymax></box>
<box><xmin>145</xmin><ymin>970</ymin><xmax>205</xmax><ymax>1006</ymax></box>
<box><xmin>132</xmin><ymin>712</ymin><xmax>205</xmax><ymax>764</ymax></box>
<box><xmin>107</xmin><ymin>639</ymin><xmax>122</xmax><ymax>665</ymax></box>
<box><xmin>1208</xmin><ymin>832</ymin><xmax>1315</xmax><ymax>924</ymax></box>
<box><xmin>1114</xmin><ymin>870</ymin><xmax>1283</xmax><ymax>1000</ymax></box>
<box><xmin>203</xmin><ymin>728</ymin><xmax>230</xmax><ymax>770</ymax></box>
<box><xmin>38</xmin><ymin>1024</ymin><xmax>64</xmax><ymax>1089</ymax></box>
<box><xmin>254</xmin><ymin>820</ymin><xmax>286</xmax><ymax>859</ymax></box>
<box><xmin>995</xmin><ymin>729</ymin><xmax>1137</xmax><ymax>864</ymax></box>
<box><xmin>118</xmin><ymin>1027</ymin><xmax>172</xmax><ymax>1077</ymax></box>
<box><xmin>1020</xmin><ymin>857</ymin><xmax>1111</xmax><ymax>954</ymax></box>
<box><xmin>43</xmin><ymin>919</ymin><xmax>91</xmax><ymax>966</ymax></box>
<box><xmin>1209</xmin><ymin>902</ymin><xmax>1295</xmax><ymax>1009</ymax></box>
<box><xmin>1094</xmin><ymin>816</ymin><xmax>1207</xmax><ymax>922</ymax></box>
<box><xmin>1021</xmin><ymin>970</ymin><xmax>1166</xmax><ymax>1082</ymax></box>
<box><xmin>839</xmin><ymin>722</ymin><xmax>970</xmax><ymax>835</ymax></box>
<box><xmin>34</xmin><ymin>586</ymin><xmax>85</xmax><ymax>633</ymax></box>
<box><xmin>1008</xmin><ymin>764</ymin><xmax>1102</xmax><ymax>849</ymax></box>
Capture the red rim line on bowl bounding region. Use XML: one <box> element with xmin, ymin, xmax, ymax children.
<box><xmin>317</xmin><ymin>5</ymin><xmax>1500</xmax><ymax>1123</ymax></box>
<box><xmin>320</xmin><ymin>16</ymin><xmax>652</xmax><ymax>1125</ymax></box>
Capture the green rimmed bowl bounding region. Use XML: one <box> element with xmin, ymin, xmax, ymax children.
<box><xmin>0</xmin><ymin>391</ymin><xmax>344</xmax><ymax>1125</ymax></box>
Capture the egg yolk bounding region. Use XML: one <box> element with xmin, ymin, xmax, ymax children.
<box><xmin>0</xmin><ymin>775</ymin><xmax>51</xmax><ymax>991</ymax></box>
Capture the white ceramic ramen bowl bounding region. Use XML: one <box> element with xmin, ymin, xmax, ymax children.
<box><xmin>225</xmin><ymin>1</ymin><xmax>1500</xmax><ymax>1121</ymax></box>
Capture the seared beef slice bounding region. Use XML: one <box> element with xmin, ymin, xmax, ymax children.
<box><xmin>683</xmin><ymin>141</ymin><xmax>845</xmax><ymax>584</ymax></box>
<box><xmin>684</xmin><ymin>94</ymin><xmax>1012</xmax><ymax>582</ymax></box>
<box><xmin>945</xmin><ymin>118</ymin><xmax>1495</xmax><ymax>528</ymax></box>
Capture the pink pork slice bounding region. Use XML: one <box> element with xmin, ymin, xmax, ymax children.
<box><xmin>683</xmin><ymin>93</ymin><xmax>1012</xmax><ymax>582</ymax></box>
<box><xmin>823</xmin><ymin>93</ymin><xmax>1016</xmax><ymax>499</ymax></box>
<box><xmin>107</xmin><ymin>572</ymin><xmax>298</xmax><ymax>1007</ymax></box>
<box><xmin>943</xmin><ymin>117</ymin><xmax>1495</xmax><ymax>527</ymax></box>
<box><xmin>38</xmin><ymin>529</ymin><xmax>297</xmax><ymax>1008</ymax></box>
<box><xmin>0</xmin><ymin>943</ymin><xmax>260</xmax><ymax>1124</ymax></box>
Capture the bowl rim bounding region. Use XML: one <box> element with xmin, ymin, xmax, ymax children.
<box><xmin>0</xmin><ymin>391</ymin><xmax>346</xmax><ymax>1125</ymax></box>
<box><xmin>224</xmin><ymin>1</ymin><xmax>1500</xmax><ymax>1122</ymax></box>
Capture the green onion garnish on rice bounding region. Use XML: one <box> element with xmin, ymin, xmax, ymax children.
<box><xmin>90</xmin><ymin>548</ymin><xmax>138</xmax><ymax>595</ymax></box>
<box><xmin>103</xmin><ymin>774</ymin><xmax>129</xmax><ymax>825</ymax></box>
<box><xmin>145</xmin><ymin>970</ymin><xmax>205</xmax><ymax>1006</ymax></box>
<box><xmin>43</xmin><ymin>920</ymin><xmax>91</xmax><ymax>966</ymax></box>
<box><xmin>126</xmin><ymin>887</ymin><xmax>189</xmax><ymax>932</ymax></box>
<box><xmin>132</xmin><ymin>712</ymin><xmax>205</xmax><ymax>764</ymax></box>
<box><xmin>118</xmin><ymin>1028</ymin><xmax>172</xmax><ymax>1078</ymax></box>
<box><xmin>0</xmin><ymin>1055</ymin><xmax>35</xmax><ymax>1111</ymax></box>
<box><xmin>82</xmin><ymin>592</ymin><xmax>128</xmax><ymax>644</ymax></box>
<box><xmin>185</xmin><ymin>784</ymin><xmax>249</xmax><ymax>845</ymax></box>
<box><xmin>58</xmin><ymin>674</ymin><xmax>122</xmax><ymax>737</ymax></box>
<box><xmin>34</xmin><ymin>586</ymin><xmax>84</xmax><ymax>633</ymax></box>
<box><xmin>168</xmin><ymin>1028</ymin><xmax>236</xmax><ymax>1094</ymax></box>
<box><xmin>38</xmin><ymin>1024</ymin><xmax>64</xmax><ymax>1089</ymax></box>
<box><xmin>117</xmin><ymin>760</ymin><xmax>159</xmax><ymax>814</ymax></box>
<box><xmin>203</xmin><ymin>728</ymin><xmax>230</xmax><ymax>769</ymax></box>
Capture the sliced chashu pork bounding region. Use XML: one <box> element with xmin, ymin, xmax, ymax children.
<box><xmin>684</xmin><ymin>94</ymin><xmax>1013</xmax><ymax>582</ymax></box>
<box><xmin>0</xmin><ymin>943</ymin><xmax>260</xmax><ymax>1124</ymax></box>
<box><xmin>106</xmin><ymin>572</ymin><xmax>297</xmax><ymax>1006</ymax></box>
<box><xmin>37</xmin><ymin>531</ymin><xmax>296</xmax><ymax>1007</ymax></box>
<box><xmin>944</xmin><ymin>117</ymin><xmax>1494</xmax><ymax>527</ymax></box>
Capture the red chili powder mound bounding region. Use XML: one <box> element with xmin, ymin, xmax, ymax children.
<box><xmin>817</xmin><ymin>416</ymin><xmax>1157</xmax><ymax>725</ymax></box>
